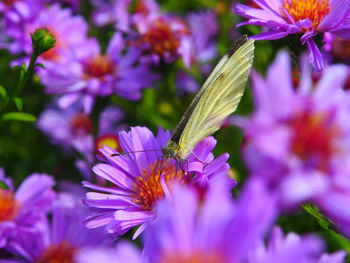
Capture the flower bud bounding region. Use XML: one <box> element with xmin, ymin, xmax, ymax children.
<box><xmin>31</xmin><ymin>28</ymin><xmax>56</xmax><ymax>56</ymax></box>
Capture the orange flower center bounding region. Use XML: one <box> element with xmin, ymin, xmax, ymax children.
<box><xmin>0</xmin><ymin>189</ymin><xmax>19</xmax><ymax>223</ymax></box>
<box><xmin>162</xmin><ymin>251</ymin><xmax>225</xmax><ymax>263</ymax></box>
<box><xmin>95</xmin><ymin>134</ymin><xmax>122</xmax><ymax>152</ymax></box>
<box><xmin>289</xmin><ymin>110</ymin><xmax>339</xmax><ymax>171</ymax></box>
<box><xmin>133</xmin><ymin>159</ymin><xmax>188</xmax><ymax>210</ymax></box>
<box><xmin>135</xmin><ymin>19</ymin><xmax>189</xmax><ymax>57</ymax></box>
<box><xmin>36</xmin><ymin>242</ymin><xmax>76</xmax><ymax>263</ymax></box>
<box><xmin>70</xmin><ymin>113</ymin><xmax>93</xmax><ymax>135</ymax></box>
<box><xmin>135</xmin><ymin>1</ymin><xmax>151</xmax><ymax>15</ymax></box>
<box><xmin>83</xmin><ymin>55</ymin><xmax>115</xmax><ymax>81</ymax></box>
<box><xmin>283</xmin><ymin>0</ymin><xmax>330</xmax><ymax>30</ymax></box>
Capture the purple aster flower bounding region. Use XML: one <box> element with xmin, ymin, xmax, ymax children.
<box><xmin>38</xmin><ymin>103</ymin><xmax>126</xmax><ymax>179</ymax></box>
<box><xmin>2</xmin><ymin>3</ymin><xmax>89</xmax><ymax>63</ymax></box>
<box><xmin>83</xmin><ymin>126</ymin><xmax>233</xmax><ymax>239</ymax></box>
<box><xmin>187</xmin><ymin>10</ymin><xmax>219</xmax><ymax>63</ymax></box>
<box><xmin>76</xmin><ymin>241</ymin><xmax>143</xmax><ymax>263</ymax></box>
<box><xmin>0</xmin><ymin>0</ymin><xmax>47</xmax><ymax>16</ymax></box>
<box><xmin>235</xmin><ymin>0</ymin><xmax>350</xmax><ymax>71</ymax></box>
<box><xmin>0</xmin><ymin>170</ymin><xmax>55</xmax><ymax>248</ymax></box>
<box><xmin>39</xmin><ymin>33</ymin><xmax>157</xmax><ymax>113</ymax></box>
<box><xmin>247</xmin><ymin>226</ymin><xmax>344</xmax><ymax>263</ymax></box>
<box><xmin>130</xmin><ymin>13</ymin><xmax>194</xmax><ymax>67</ymax></box>
<box><xmin>91</xmin><ymin>0</ymin><xmax>159</xmax><ymax>29</ymax></box>
<box><xmin>3</xmin><ymin>192</ymin><xmax>111</xmax><ymax>262</ymax></box>
<box><xmin>143</xmin><ymin>179</ymin><xmax>277</xmax><ymax>263</ymax></box>
<box><xmin>236</xmin><ymin>51</ymin><xmax>350</xmax><ymax>236</ymax></box>
<box><xmin>37</xmin><ymin>103</ymin><xmax>94</xmax><ymax>157</ymax></box>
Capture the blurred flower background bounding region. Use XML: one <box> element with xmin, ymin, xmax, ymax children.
<box><xmin>1</xmin><ymin>0</ymin><xmax>350</xmax><ymax>262</ymax></box>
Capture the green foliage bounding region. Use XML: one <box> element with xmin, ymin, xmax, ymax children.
<box><xmin>2</xmin><ymin>112</ymin><xmax>37</xmax><ymax>122</ymax></box>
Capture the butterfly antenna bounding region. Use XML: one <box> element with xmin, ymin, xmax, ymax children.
<box><xmin>109</xmin><ymin>149</ymin><xmax>162</xmax><ymax>157</ymax></box>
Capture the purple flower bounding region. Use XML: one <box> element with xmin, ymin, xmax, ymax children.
<box><xmin>187</xmin><ymin>10</ymin><xmax>219</xmax><ymax>63</ymax></box>
<box><xmin>38</xmin><ymin>103</ymin><xmax>126</xmax><ymax>179</ymax></box>
<box><xmin>143</xmin><ymin>179</ymin><xmax>277</xmax><ymax>263</ymax></box>
<box><xmin>0</xmin><ymin>170</ymin><xmax>55</xmax><ymax>248</ymax></box>
<box><xmin>39</xmin><ymin>33</ymin><xmax>157</xmax><ymax>113</ymax></box>
<box><xmin>2</xmin><ymin>3</ymin><xmax>89</xmax><ymax>62</ymax></box>
<box><xmin>248</xmin><ymin>226</ymin><xmax>344</xmax><ymax>263</ymax></box>
<box><xmin>83</xmin><ymin>126</ymin><xmax>233</xmax><ymax>238</ymax></box>
<box><xmin>76</xmin><ymin>241</ymin><xmax>143</xmax><ymax>263</ymax></box>
<box><xmin>37</xmin><ymin>103</ymin><xmax>94</xmax><ymax>157</ymax></box>
<box><xmin>130</xmin><ymin>13</ymin><xmax>194</xmax><ymax>67</ymax></box>
<box><xmin>237</xmin><ymin>51</ymin><xmax>350</xmax><ymax>236</ymax></box>
<box><xmin>235</xmin><ymin>0</ymin><xmax>350</xmax><ymax>71</ymax></box>
<box><xmin>4</xmin><ymin>193</ymin><xmax>111</xmax><ymax>262</ymax></box>
<box><xmin>91</xmin><ymin>0</ymin><xmax>159</xmax><ymax>29</ymax></box>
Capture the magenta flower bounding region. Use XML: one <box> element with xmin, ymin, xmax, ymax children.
<box><xmin>143</xmin><ymin>180</ymin><xmax>278</xmax><ymax>263</ymax></box>
<box><xmin>83</xmin><ymin>126</ymin><xmax>233</xmax><ymax>239</ymax></box>
<box><xmin>235</xmin><ymin>0</ymin><xmax>350</xmax><ymax>71</ymax></box>
<box><xmin>3</xmin><ymin>193</ymin><xmax>111</xmax><ymax>263</ymax></box>
<box><xmin>237</xmin><ymin>51</ymin><xmax>350</xmax><ymax>236</ymax></box>
<box><xmin>0</xmin><ymin>169</ymin><xmax>55</xmax><ymax>248</ymax></box>
<box><xmin>39</xmin><ymin>33</ymin><xmax>157</xmax><ymax>113</ymax></box>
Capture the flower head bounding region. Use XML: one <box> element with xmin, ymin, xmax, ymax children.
<box><xmin>248</xmin><ymin>226</ymin><xmax>343</xmax><ymax>263</ymax></box>
<box><xmin>3</xmin><ymin>192</ymin><xmax>111</xmax><ymax>262</ymax></box>
<box><xmin>39</xmin><ymin>33</ymin><xmax>157</xmax><ymax>113</ymax></box>
<box><xmin>235</xmin><ymin>0</ymin><xmax>350</xmax><ymax>71</ymax></box>
<box><xmin>2</xmin><ymin>3</ymin><xmax>89</xmax><ymax>63</ymax></box>
<box><xmin>83</xmin><ymin>126</ymin><xmax>233</xmax><ymax>238</ymax></box>
<box><xmin>38</xmin><ymin>103</ymin><xmax>125</xmax><ymax>179</ymax></box>
<box><xmin>31</xmin><ymin>27</ymin><xmax>56</xmax><ymax>56</ymax></box>
<box><xmin>238</xmin><ymin>51</ymin><xmax>350</xmax><ymax>237</ymax></box>
<box><xmin>0</xmin><ymin>170</ymin><xmax>55</xmax><ymax>248</ymax></box>
<box><xmin>144</xmin><ymin>179</ymin><xmax>277</xmax><ymax>263</ymax></box>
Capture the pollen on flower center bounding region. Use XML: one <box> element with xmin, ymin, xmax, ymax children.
<box><xmin>133</xmin><ymin>159</ymin><xmax>188</xmax><ymax>210</ymax></box>
<box><xmin>83</xmin><ymin>55</ymin><xmax>115</xmax><ymax>80</ymax></box>
<box><xmin>36</xmin><ymin>242</ymin><xmax>76</xmax><ymax>263</ymax></box>
<box><xmin>0</xmin><ymin>189</ymin><xmax>19</xmax><ymax>223</ymax></box>
<box><xmin>289</xmin><ymin>110</ymin><xmax>339</xmax><ymax>171</ymax></box>
<box><xmin>135</xmin><ymin>19</ymin><xmax>188</xmax><ymax>57</ymax></box>
<box><xmin>95</xmin><ymin>134</ymin><xmax>121</xmax><ymax>152</ymax></box>
<box><xmin>283</xmin><ymin>0</ymin><xmax>330</xmax><ymax>29</ymax></box>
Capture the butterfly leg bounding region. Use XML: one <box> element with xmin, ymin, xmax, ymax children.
<box><xmin>190</xmin><ymin>152</ymin><xmax>209</xmax><ymax>168</ymax></box>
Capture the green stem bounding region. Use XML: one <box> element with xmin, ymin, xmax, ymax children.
<box><xmin>15</xmin><ymin>53</ymin><xmax>38</xmax><ymax>97</ymax></box>
<box><xmin>0</xmin><ymin>52</ymin><xmax>39</xmax><ymax>119</ymax></box>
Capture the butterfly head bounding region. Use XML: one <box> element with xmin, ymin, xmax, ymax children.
<box><xmin>162</xmin><ymin>140</ymin><xmax>181</xmax><ymax>159</ymax></box>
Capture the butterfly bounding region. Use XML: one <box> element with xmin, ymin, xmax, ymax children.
<box><xmin>161</xmin><ymin>36</ymin><xmax>255</xmax><ymax>160</ymax></box>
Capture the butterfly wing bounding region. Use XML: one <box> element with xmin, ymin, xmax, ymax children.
<box><xmin>177</xmin><ymin>38</ymin><xmax>255</xmax><ymax>159</ymax></box>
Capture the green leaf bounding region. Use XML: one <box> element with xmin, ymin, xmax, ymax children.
<box><xmin>2</xmin><ymin>112</ymin><xmax>36</xmax><ymax>122</ymax></box>
<box><xmin>35</xmin><ymin>63</ymin><xmax>46</xmax><ymax>69</ymax></box>
<box><xmin>13</xmin><ymin>97</ymin><xmax>23</xmax><ymax>111</ymax></box>
<box><xmin>303</xmin><ymin>203</ymin><xmax>331</xmax><ymax>230</ymax></box>
<box><xmin>0</xmin><ymin>85</ymin><xmax>7</xmax><ymax>98</ymax></box>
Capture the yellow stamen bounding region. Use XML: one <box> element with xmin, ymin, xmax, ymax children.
<box><xmin>283</xmin><ymin>0</ymin><xmax>330</xmax><ymax>30</ymax></box>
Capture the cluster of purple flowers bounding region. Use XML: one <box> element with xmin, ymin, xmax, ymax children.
<box><xmin>2</xmin><ymin>0</ymin><xmax>350</xmax><ymax>262</ymax></box>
